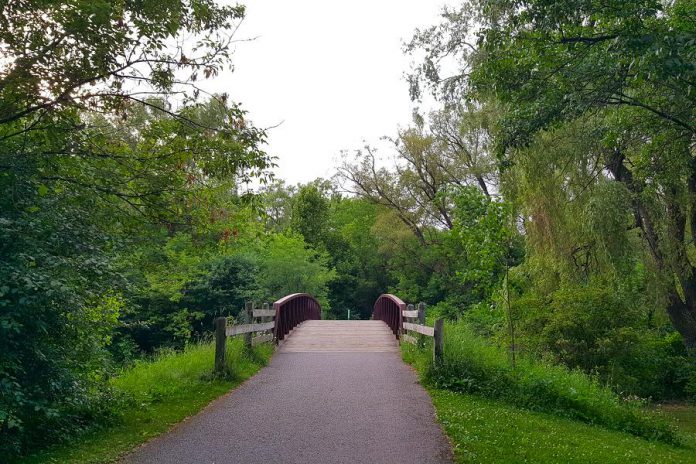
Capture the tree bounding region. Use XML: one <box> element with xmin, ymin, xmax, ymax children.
<box><xmin>429</xmin><ymin>104</ymin><xmax>497</xmax><ymax>197</ymax></box>
<box><xmin>260</xmin><ymin>180</ymin><xmax>296</xmax><ymax>232</ymax></box>
<box><xmin>0</xmin><ymin>0</ymin><xmax>245</xmax><ymax>130</ymax></box>
<box><xmin>452</xmin><ymin>186</ymin><xmax>520</xmax><ymax>302</ymax></box>
<box><xmin>0</xmin><ymin>2</ymin><xmax>271</xmax><ymax>456</ymax></box>
<box><xmin>325</xmin><ymin>198</ymin><xmax>392</xmax><ymax>319</ymax></box>
<box><xmin>290</xmin><ymin>184</ymin><xmax>331</xmax><ymax>249</ymax></box>
<box><xmin>409</xmin><ymin>0</ymin><xmax>696</xmax><ymax>350</ymax></box>
<box><xmin>337</xmin><ymin>106</ymin><xmax>496</xmax><ymax>245</ymax></box>
<box><xmin>257</xmin><ymin>234</ymin><xmax>335</xmax><ymax>311</ymax></box>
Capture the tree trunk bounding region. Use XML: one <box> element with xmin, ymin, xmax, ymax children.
<box><xmin>666</xmin><ymin>291</ymin><xmax>696</xmax><ymax>351</ymax></box>
<box><xmin>607</xmin><ymin>149</ymin><xmax>696</xmax><ymax>352</ymax></box>
<box><xmin>476</xmin><ymin>174</ymin><xmax>490</xmax><ymax>198</ymax></box>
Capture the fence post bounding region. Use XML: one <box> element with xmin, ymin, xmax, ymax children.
<box><xmin>417</xmin><ymin>302</ymin><xmax>426</xmax><ymax>347</ymax></box>
<box><xmin>402</xmin><ymin>304</ymin><xmax>414</xmax><ymax>343</ymax></box>
<box><xmin>214</xmin><ymin>317</ymin><xmax>227</xmax><ymax>374</ymax></box>
<box><xmin>406</xmin><ymin>303</ymin><xmax>414</xmax><ymax>324</ymax></box>
<box><xmin>262</xmin><ymin>302</ymin><xmax>271</xmax><ymax>343</ymax></box>
<box><xmin>244</xmin><ymin>301</ymin><xmax>253</xmax><ymax>349</ymax></box>
<box><xmin>433</xmin><ymin>318</ymin><xmax>444</xmax><ymax>364</ymax></box>
<box><xmin>417</xmin><ymin>302</ymin><xmax>426</xmax><ymax>324</ymax></box>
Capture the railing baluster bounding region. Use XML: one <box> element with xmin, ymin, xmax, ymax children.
<box><xmin>273</xmin><ymin>293</ymin><xmax>322</xmax><ymax>341</ymax></box>
<box><xmin>372</xmin><ymin>294</ymin><xmax>406</xmax><ymax>339</ymax></box>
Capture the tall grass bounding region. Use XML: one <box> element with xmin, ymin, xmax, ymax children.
<box><xmin>113</xmin><ymin>337</ymin><xmax>271</xmax><ymax>402</ymax></box>
<box><xmin>18</xmin><ymin>337</ymin><xmax>274</xmax><ymax>464</ymax></box>
<box><xmin>403</xmin><ymin>321</ymin><xmax>679</xmax><ymax>444</ymax></box>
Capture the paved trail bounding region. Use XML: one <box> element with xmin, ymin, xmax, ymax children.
<box><xmin>122</xmin><ymin>320</ymin><xmax>452</xmax><ymax>464</ymax></box>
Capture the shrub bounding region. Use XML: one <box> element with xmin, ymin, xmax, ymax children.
<box><xmin>514</xmin><ymin>284</ymin><xmax>696</xmax><ymax>401</ymax></box>
<box><xmin>415</xmin><ymin>322</ymin><xmax>680</xmax><ymax>444</ymax></box>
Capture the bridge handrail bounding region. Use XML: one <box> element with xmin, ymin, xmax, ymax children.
<box><xmin>373</xmin><ymin>297</ymin><xmax>444</xmax><ymax>362</ymax></box>
<box><xmin>274</xmin><ymin>293</ymin><xmax>322</xmax><ymax>341</ymax></box>
<box><xmin>372</xmin><ymin>293</ymin><xmax>406</xmax><ymax>338</ymax></box>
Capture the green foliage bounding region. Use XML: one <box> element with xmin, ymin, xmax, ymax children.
<box><xmin>290</xmin><ymin>184</ymin><xmax>331</xmax><ymax>249</ymax></box>
<box><xmin>257</xmin><ymin>233</ymin><xmax>335</xmax><ymax>310</ymax></box>
<box><xmin>0</xmin><ymin>186</ymin><xmax>125</xmax><ymax>458</ymax></box>
<box><xmin>325</xmin><ymin>199</ymin><xmax>392</xmax><ymax>319</ymax></box>
<box><xmin>364</xmin><ymin>208</ymin><xmax>475</xmax><ymax>312</ymax></box>
<box><xmin>121</xmin><ymin>247</ymin><xmax>262</xmax><ymax>353</ymax></box>
<box><xmin>0</xmin><ymin>1</ymin><xmax>271</xmax><ymax>458</ymax></box>
<box><xmin>258</xmin><ymin>183</ymin><xmax>393</xmax><ymax>320</ymax></box>
<box><xmin>16</xmin><ymin>339</ymin><xmax>272</xmax><ymax>464</ymax></box>
<box><xmin>409</xmin><ymin>0</ymin><xmax>696</xmax><ymax>350</ymax></box>
<box><xmin>405</xmin><ymin>322</ymin><xmax>679</xmax><ymax>444</ymax></box>
<box><xmin>0</xmin><ymin>0</ymin><xmax>246</xmax><ymax>126</ymax></box>
<box><xmin>260</xmin><ymin>180</ymin><xmax>296</xmax><ymax>232</ymax></box>
<box><xmin>514</xmin><ymin>282</ymin><xmax>696</xmax><ymax>400</ymax></box>
<box><xmin>114</xmin><ymin>211</ymin><xmax>337</xmax><ymax>351</ymax></box>
<box><xmin>183</xmin><ymin>254</ymin><xmax>262</xmax><ymax>325</ymax></box>
<box><xmin>5</xmin><ymin>0</ymin><xmax>696</xmax><ymax>460</ymax></box>
<box><xmin>452</xmin><ymin>186</ymin><xmax>523</xmax><ymax>304</ymax></box>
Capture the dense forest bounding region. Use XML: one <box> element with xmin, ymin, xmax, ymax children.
<box><xmin>1</xmin><ymin>0</ymin><xmax>695</xmax><ymax>461</ymax></box>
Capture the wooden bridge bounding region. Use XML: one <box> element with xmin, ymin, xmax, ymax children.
<box><xmin>125</xmin><ymin>293</ymin><xmax>451</xmax><ymax>464</ymax></box>
<box><xmin>214</xmin><ymin>292</ymin><xmax>443</xmax><ymax>372</ymax></box>
<box><xmin>281</xmin><ymin>320</ymin><xmax>399</xmax><ymax>352</ymax></box>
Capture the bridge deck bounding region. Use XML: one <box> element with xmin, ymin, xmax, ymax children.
<box><xmin>280</xmin><ymin>320</ymin><xmax>399</xmax><ymax>352</ymax></box>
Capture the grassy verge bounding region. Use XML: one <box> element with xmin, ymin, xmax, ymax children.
<box><xmin>18</xmin><ymin>337</ymin><xmax>273</xmax><ymax>464</ymax></box>
<box><xmin>401</xmin><ymin>322</ymin><xmax>696</xmax><ymax>462</ymax></box>
<box><xmin>404</xmin><ymin>321</ymin><xmax>678</xmax><ymax>443</ymax></box>
<box><xmin>431</xmin><ymin>389</ymin><xmax>696</xmax><ymax>464</ymax></box>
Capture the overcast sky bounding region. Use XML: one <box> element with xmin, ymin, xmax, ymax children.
<box><xmin>208</xmin><ymin>0</ymin><xmax>453</xmax><ymax>185</ymax></box>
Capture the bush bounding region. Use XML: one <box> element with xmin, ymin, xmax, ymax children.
<box><xmin>514</xmin><ymin>284</ymin><xmax>696</xmax><ymax>401</ymax></box>
<box><xmin>413</xmin><ymin>322</ymin><xmax>680</xmax><ymax>444</ymax></box>
<box><xmin>459</xmin><ymin>300</ymin><xmax>507</xmax><ymax>338</ymax></box>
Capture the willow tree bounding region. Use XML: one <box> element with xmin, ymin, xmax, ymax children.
<box><xmin>409</xmin><ymin>0</ymin><xmax>696</xmax><ymax>350</ymax></box>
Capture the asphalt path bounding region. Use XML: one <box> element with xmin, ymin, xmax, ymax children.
<box><xmin>121</xmin><ymin>321</ymin><xmax>452</xmax><ymax>464</ymax></box>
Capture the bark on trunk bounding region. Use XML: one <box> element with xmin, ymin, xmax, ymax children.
<box><xmin>607</xmin><ymin>149</ymin><xmax>696</xmax><ymax>352</ymax></box>
<box><xmin>666</xmin><ymin>291</ymin><xmax>696</xmax><ymax>351</ymax></box>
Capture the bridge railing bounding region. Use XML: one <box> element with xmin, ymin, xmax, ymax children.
<box><xmin>213</xmin><ymin>294</ymin><xmax>321</xmax><ymax>373</ymax></box>
<box><xmin>274</xmin><ymin>293</ymin><xmax>322</xmax><ymax>341</ymax></box>
<box><xmin>372</xmin><ymin>294</ymin><xmax>406</xmax><ymax>338</ymax></box>
<box><xmin>373</xmin><ymin>296</ymin><xmax>444</xmax><ymax>363</ymax></box>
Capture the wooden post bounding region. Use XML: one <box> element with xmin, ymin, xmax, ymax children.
<box><xmin>262</xmin><ymin>302</ymin><xmax>270</xmax><ymax>344</ymax></box>
<box><xmin>406</xmin><ymin>303</ymin><xmax>414</xmax><ymax>323</ymax></box>
<box><xmin>244</xmin><ymin>301</ymin><xmax>253</xmax><ymax>349</ymax></box>
<box><xmin>214</xmin><ymin>317</ymin><xmax>227</xmax><ymax>374</ymax></box>
<box><xmin>434</xmin><ymin>318</ymin><xmax>444</xmax><ymax>364</ymax></box>
<box><xmin>418</xmin><ymin>302</ymin><xmax>426</xmax><ymax>348</ymax></box>
<box><xmin>417</xmin><ymin>302</ymin><xmax>426</xmax><ymax>324</ymax></box>
<box><xmin>402</xmin><ymin>304</ymin><xmax>413</xmax><ymax>343</ymax></box>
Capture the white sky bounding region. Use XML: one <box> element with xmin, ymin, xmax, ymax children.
<box><xmin>208</xmin><ymin>0</ymin><xmax>453</xmax><ymax>185</ymax></box>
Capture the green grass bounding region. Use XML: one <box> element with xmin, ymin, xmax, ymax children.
<box><xmin>18</xmin><ymin>338</ymin><xmax>273</xmax><ymax>464</ymax></box>
<box><xmin>431</xmin><ymin>389</ymin><xmax>696</xmax><ymax>464</ymax></box>
<box><xmin>404</xmin><ymin>321</ymin><xmax>678</xmax><ymax>443</ymax></box>
<box><xmin>402</xmin><ymin>322</ymin><xmax>696</xmax><ymax>462</ymax></box>
<box><xmin>657</xmin><ymin>404</ymin><xmax>696</xmax><ymax>436</ymax></box>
